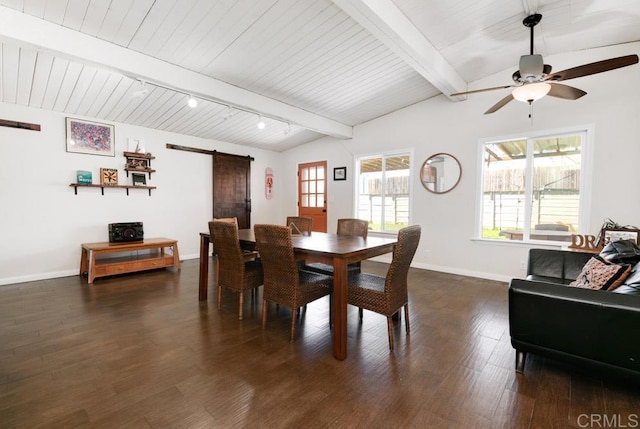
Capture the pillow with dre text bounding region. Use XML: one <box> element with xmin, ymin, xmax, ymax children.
<box><xmin>569</xmin><ymin>255</ymin><xmax>631</xmax><ymax>291</ymax></box>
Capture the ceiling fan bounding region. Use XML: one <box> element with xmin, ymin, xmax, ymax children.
<box><xmin>451</xmin><ymin>13</ymin><xmax>639</xmax><ymax>114</ymax></box>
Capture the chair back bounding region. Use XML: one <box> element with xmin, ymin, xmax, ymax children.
<box><xmin>209</xmin><ymin>220</ymin><xmax>245</xmax><ymax>287</ymax></box>
<box><xmin>214</xmin><ymin>217</ymin><xmax>238</xmax><ymax>225</ymax></box>
<box><xmin>385</xmin><ymin>225</ymin><xmax>421</xmax><ymax>307</ymax></box>
<box><xmin>254</xmin><ymin>224</ymin><xmax>299</xmax><ymax>299</ymax></box>
<box><xmin>337</xmin><ymin>218</ymin><xmax>368</xmax><ymax>239</ymax></box>
<box><xmin>286</xmin><ymin>216</ymin><xmax>312</xmax><ymax>236</ymax></box>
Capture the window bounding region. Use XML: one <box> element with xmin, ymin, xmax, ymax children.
<box><xmin>478</xmin><ymin>128</ymin><xmax>591</xmax><ymax>242</ymax></box>
<box><xmin>356</xmin><ymin>152</ymin><xmax>411</xmax><ymax>232</ymax></box>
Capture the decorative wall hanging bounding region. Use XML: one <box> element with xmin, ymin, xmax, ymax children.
<box><xmin>128</xmin><ymin>138</ymin><xmax>146</xmax><ymax>154</ymax></box>
<box><xmin>265</xmin><ymin>167</ymin><xmax>274</xmax><ymax>199</ymax></box>
<box><xmin>334</xmin><ymin>167</ymin><xmax>346</xmax><ymax>181</ymax></box>
<box><xmin>66</xmin><ymin>117</ymin><xmax>115</xmax><ymax>157</ymax></box>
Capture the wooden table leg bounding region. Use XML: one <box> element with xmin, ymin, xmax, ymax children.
<box><xmin>332</xmin><ymin>257</ymin><xmax>348</xmax><ymax>360</ymax></box>
<box><xmin>79</xmin><ymin>247</ymin><xmax>88</xmax><ymax>276</ymax></box>
<box><xmin>172</xmin><ymin>242</ymin><xmax>181</xmax><ymax>270</ymax></box>
<box><xmin>87</xmin><ymin>250</ymin><xmax>96</xmax><ymax>284</ymax></box>
<box><xmin>198</xmin><ymin>234</ymin><xmax>210</xmax><ymax>300</ymax></box>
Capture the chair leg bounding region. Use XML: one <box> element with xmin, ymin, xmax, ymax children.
<box><xmin>290</xmin><ymin>308</ymin><xmax>297</xmax><ymax>342</ymax></box>
<box><xmin>404</xmin><ymin>304</ymin><xmax>410</xmax><ymax>335</ymax></box>
<box><xmin>217</xmin><ymin>286</ymin><xmax>222</xmax><ymax>310</ymax></box>
<box><xmin>238</xmin><ymin>291</ymin><xmax>244</xmax><ymax>320</ymax></box>
<box><xmin>386</xmin><ymin>317</ymin><xmax>394</xmax><ymax>351</ymax></box>
<box><xmin>358</xmin><ymin>307</ymin><xmax>363</xmax><ymax>321</ymax></box>
<box><xmin>261</xmin><ymin>300</ymin><xmax>267</xmax><ymax>329</ymax></box>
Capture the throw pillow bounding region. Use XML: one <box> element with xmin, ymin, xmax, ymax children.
<box><xmin>599</xmin><ymin>239</ymin><xmax>640</xmax><ymax>265</ymax></box>
<box><xmin>569</xmin><ymin>255</ymin><xmax>631</xmax><ymax>290</ymax></box>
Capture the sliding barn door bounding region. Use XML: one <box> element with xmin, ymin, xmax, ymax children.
<box><xmin>212</xmin><ymin>153</ymin><xmax>252</xmax><ymax>229</ymax></box>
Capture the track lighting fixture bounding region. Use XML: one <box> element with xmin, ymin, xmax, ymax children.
<box><xmin>222</xmin><ymin>106</ymin><xmax>235</xmax><ymax>120</ymax></box>
<box><xmin>130</xmin><ymin>76</ymin><xmax>297</xmax><ymax>132</ymax></box>
<box><xmin>132</xmin><ymin>80</ymin><xmax>149</xmax><ymax>99</ymax></box>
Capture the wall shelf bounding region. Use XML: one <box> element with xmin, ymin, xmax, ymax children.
<box><xmin>124</xmin><ymin>151</ymin><xmax>156</xmax><ymax>178</ymax></box>
<box><xmin>69</xmin><ymin>183</ymin><xmax>156</xmax><ymax>196</ymax></box>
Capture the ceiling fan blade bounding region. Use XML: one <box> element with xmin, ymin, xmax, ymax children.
<box><xmin>484</xmin><ymin>94</ymin><xmax>514</xmax><ymax>114</ymax></box>
<box><xmin>451</xmin><ymin>85</ymin><xmax>514</xmax><ymax>97</ymax></box>
<box><xmin>545</xmin><ymin>54</ymin><xmax>639</xmax><ymax>82</ymax></box>
<box><xmin>547</xmin><ymin>83</ymin><xmax>587</xmax><ymax>100</ymax></box>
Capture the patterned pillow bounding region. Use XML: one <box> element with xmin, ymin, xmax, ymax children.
<box><xmin>569</xmin><ymin>255</ymin><xmax>631</xmax><ymax>290</ymax></box>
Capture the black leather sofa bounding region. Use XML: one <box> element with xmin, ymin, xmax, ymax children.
<box><xmin>509</xmin><ymin>247</ymin><xmax>640</xmax><ymax>381</ymax></box>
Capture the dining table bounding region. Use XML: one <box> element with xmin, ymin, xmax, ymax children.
<box><xmin>198</xmin><ymin>229</ymin><xmax>398</xmax><ymax>360</ymax></box>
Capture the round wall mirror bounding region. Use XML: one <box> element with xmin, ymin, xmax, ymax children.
<box><xmin>420</xmin><ymin>153</ymin><xmax>462</xmax><ymax>194</ymax></box>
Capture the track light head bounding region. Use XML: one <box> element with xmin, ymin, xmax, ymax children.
<box><xmin>132</xmin><ymin>80</ymin><xmax>149</xmax><ymax>99</ymax></box>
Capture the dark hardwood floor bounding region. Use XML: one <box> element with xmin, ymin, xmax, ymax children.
<box><xmin>1</xmin><ymin>259</ymin><xmax>638</xmax><ymax>428</ymax></box>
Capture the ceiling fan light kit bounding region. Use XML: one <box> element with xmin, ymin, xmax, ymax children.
<box><xmin>450</xmin><ymin>13</ymin><xmax>639</xmax><ymax>115</ymax></box>
<box><xmin>512</xmin><ymin>82</ymin><xmax>550</xmax><ymax>103</ymax></box>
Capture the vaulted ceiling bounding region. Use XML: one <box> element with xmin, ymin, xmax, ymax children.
<box><xmin>1</xmin><ymin>0</ymin><xmax>639</xmax><ymax>151</ymax></box>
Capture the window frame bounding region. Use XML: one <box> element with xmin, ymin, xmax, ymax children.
<box><xmin>474</xmin><ymin>125</ymin><xmax>594</xmax><ymax>244</ymax></box>
<box><xmin>354</xmin><ymin>149</ymin><xmax>414</xmax><ymax>235</ymax></box>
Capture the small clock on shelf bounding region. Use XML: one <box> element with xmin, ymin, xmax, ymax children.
<box><xmin>100</xmin><ymin>168</ymin><xmax>118</xmax><ymax>186</ymax></box>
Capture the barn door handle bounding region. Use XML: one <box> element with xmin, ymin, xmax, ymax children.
<box><xmin>246</xmin><ymin>199</ymin><xmax>252</xmax><ymax>211</ymax></box>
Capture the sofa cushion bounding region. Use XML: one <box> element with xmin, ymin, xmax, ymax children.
<box><xmin>611</xmin><ymin>284</ymin><xmax>640</xmax><ymax>295</ymax></box>
<box><xmin>599</xmin><ymin>239</ymin><xmax>640</xmax><ymax>265</ymax></box>
<box><xmin>569</xmin><ymin>255</ymin><xmax>631</xmax><ymax>290</ymax></box>
<box><xmin>625</xmin><ymin>263</ymin><xmax>640</xmax><ymax>287</ymax></box>
<box><xmin>527</xmin><ymin>248</ymin><xmax>592</xmax><ymax>281</ymax></box>
<box><xmin>526</xmin><ymin>274</ymin><xmax>573</xmax><ymax>285</ymax></box>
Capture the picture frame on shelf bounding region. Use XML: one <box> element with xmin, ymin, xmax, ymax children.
<box><xmin>66</xmin><ymin>118</ymin><xmax>115</xmax><ymax>157</ymax></box>
<box><xmin>334</xmin><ymin>166</ymin><xmax>347</xmax><ymax>181</ymax></box>
<box><xmin>132</xmin><ymin>173</ymin><xmax>147</xmax><ymax>186</ymax></box>
<box><xmin>601</xmin><ymin>228</ymin><xmax>639</xmax><ymax>246</ymax></box>
<box><xmin>76</xmin><ymin>170</ymin><xmax>92</xmax><ymax>185</ymax></box>
<box><xmin>127</xmin><ymin>158</ymin><xmax>149</xmax><ymax>169</ymax></box>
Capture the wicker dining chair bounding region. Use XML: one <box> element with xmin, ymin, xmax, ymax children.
<box><xmin>209</xmin><ymin>220</ymin><xmax>263</xmax><ymax>320</ymax></box>
<box><xmin>286</xmin><ymin>216</ymin><xmax>313</xmax><ymax>236</ymax></box>
<box><xmin>254</xmin><ymin>224</ymin><xmax>332</xmax><ymax>342</ymax></box>
<box><xmin>347</xmin><ymin>224</ymin><xmax>421</xmax><ymax>351</ymax></box>
<box><xmin>304</xmin><ymin>218</ymin><xmax>369</xmax><ymax>276</ymax></box>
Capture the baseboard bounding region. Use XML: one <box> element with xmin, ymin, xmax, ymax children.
<box><xmin>0</xmin><ymin>255</ymin><xmax>512</xmax><ymax>287</ymax></box>
<box><xmin>0</xmin><ymin>269</ymin><xmax>78</xmax><ymax>286</ymax></box>
<box><xmin>410</xmin><ymin>261</ymin><xmax>511</xmax><ymax>283</ymax></box>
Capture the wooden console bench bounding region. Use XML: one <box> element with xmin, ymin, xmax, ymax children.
<box><xmin>79</xmin><ymin>238</ymin><xmax>180</xmax><ymax>284</ymax></box>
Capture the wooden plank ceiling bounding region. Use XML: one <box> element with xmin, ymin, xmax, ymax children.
<box><xmin>1</xmin><ymin>0</ymin><xmax>639</xmax><ymax>151</ymax></box>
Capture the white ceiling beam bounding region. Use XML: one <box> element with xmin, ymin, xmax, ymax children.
<box><xmin>333</xmin><ymin>0</ymin><xmax>467</xmax><ymax>101</ymax></box>
<box><xmin>0</xmin><ymin>6</ymin><xmax>352</xmax><ymax>140</ymax></box>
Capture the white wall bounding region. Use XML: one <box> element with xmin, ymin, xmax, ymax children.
<box><xmin>281</xmin><ymin>137</ymin><xmax>356</xmax><ymax>229</ymax></box>
<box><xmin>2</xmin><ymin>42</ymin><xmax>638</xmax><ymax>285</ymax></box>
<box><xmin>283</xmin><ymin>42</ymin><xmax>640</xmax><ymax>282</ymax></box>
<box><xmin>0</xmin><ymin>103</ymin><xmax>284</xmax><ymax>285</ymax></box>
